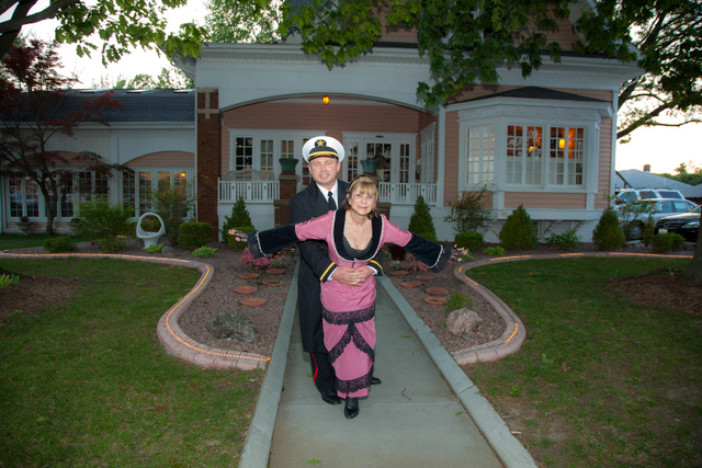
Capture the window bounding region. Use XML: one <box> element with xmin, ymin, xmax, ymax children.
<box><xmin>343</xmin><ymin>133</ymin><xmax>416</xmax><ymax>184</ymax></box>
<box><xmin>260</xmin><ymin>140</ymin><xmax>274</xmax><ymax>173</ymax></box>
<box><xmin>506</xmin><ymin>125</ymin><xmax>543</xmax><ymax>185</ymax></box>
<box><xmin>549</xmin><ymin>127</ymin><xmax>584</xmax><ymax>185</ymax></box>
<box><xmin>466</xmin><ymin>125</ymin><xmax>495</xmax><ymax>185</ymax></box>
<box><xmin>122</xmin><ymin>169</ymin><xmax>193</xmax><ymax>217</ymax></box>
<box><xmin>234</xmin><ymin>137</ymin><xmax>253</xmax><ymax>170</ymax></box>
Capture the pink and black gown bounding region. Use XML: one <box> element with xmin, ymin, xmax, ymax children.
<box><xmin>246</xmin><ymin>210</ymin><xmax>450</xmax><ymax>399</ymax></box>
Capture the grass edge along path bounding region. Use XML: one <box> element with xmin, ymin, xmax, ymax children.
<box><xmin>0</xmin><ymin>257</ymin><xmax>263</xmax><ymax>467</ymax></box>
<box><xmin>463</xmin><ymin>256</ymin><xmax>701</xmax><ymax>468</ymax></box>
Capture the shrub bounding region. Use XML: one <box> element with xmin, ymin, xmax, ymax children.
<box><xmin>76</xmin><ymin>197</ymin><xmax>131</xmax><ymax>251</ymax></box>
<box><xmin>642</xmin><ymin>217</ymin><xmax>656</xmax><ymax>247</ymax></box>
<box><xmin>139</xmin><ymin>214</ymin><xmax>162</xmax><ymax>232</ymax></box>
<box><xmin>239</xmin><ymin>247</ymin><xmax>285</xmax><ymax>271</ymax></box>
<box><xmin>150</xmin><ymin>186</ymin><xmax>194</xmax><ymax>246</ymax></box>
<box><xmin>483</xmin><ymin>246</ymin><xmax>506</xmax><ymax>256</ymax></box>
<box><xmin>222</xmin><ymin>198</ymin><xmax>255</xmax><ymax>249</ymax></box>
<box><xmin>499</xmin><ymin>205</ymin><xmax>538</xmax><ymax>250</ymax></box>
<box><xmin>455</xmin><ymin>231</ymin><xmax>484</xmax><ymax>251</ymax></box>
<box><xmin>408</xmin><ymin>195</ymin><xmax>437</xmax><ymax>242</ymax></box>
<box><xmin>193</xmin><ymin>246</ymin><xmax>218</xmax><ymax>257</ymax></box>
<box><xmin>144</xmin><ymin>243</ymin><xmax>164</xmax><ymax>253</ymax></box>
<box><xmin>44</xmin><ymin>236</ymin><xmax>76</xmax><ymax>253</ymax></box>
<box><xmin>592</xmin><ymin>206</ymin><xmax>625</xmax><ymax>251</ymax></box>
<box><xmin>651</xmin><ymin>233</ymin><xmax>686</xmax><ymax>253</ymax></box>
<box><xmin>444</xmin><ymin>186</ymin><xmax>492</xmax><ymax>233</ymax></box>
<box><xmin>178</xmin><ymin>222</ymin><xmax>215</xmax><ymax>250</ymax></box>
<box><xmin>545</xmin><ymin>229</ymin><xmax>580</xmax><ymax>250</ymax></box>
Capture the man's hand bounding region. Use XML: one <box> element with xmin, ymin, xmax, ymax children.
<box><xmin>333</xmin><ymin>266</ymin><xmax>374</xmax><ymax>287</ymax></box>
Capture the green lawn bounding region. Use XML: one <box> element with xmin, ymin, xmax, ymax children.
<box><xmin>0</xmin><ymin>257</ymin><xmax>262</xmax><ymax>467</ymax></box>
<box><xmin>465</xmin><ymin>256</ymin><xmax>701</xmax><ymax>467</ymax></box>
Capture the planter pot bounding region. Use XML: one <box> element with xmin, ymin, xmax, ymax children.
<box><xmin>279</xmin><ymin>158</ymin><xmax>299</xmax><ymax>173</ymax></box>
<box><xmin>360</xmin><ymin>159</ymin><xmax>380</xmax><ymax>174</ymax></box>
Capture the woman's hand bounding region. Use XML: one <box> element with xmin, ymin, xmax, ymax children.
<box><xmin>228</xmin><ymin>229</ymin><xmax>248</xmax><ymax>243</ymax></box>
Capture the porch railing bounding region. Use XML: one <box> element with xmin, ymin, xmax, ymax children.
<box><xmin>378</xmin><ymin>182</ymin><xmax>437</xmax><ymax>205</ymax></box>
<box><xmin>218</xmin><ymin>180</ymin><xmax>279</xmax><ymax>203</ymax></box>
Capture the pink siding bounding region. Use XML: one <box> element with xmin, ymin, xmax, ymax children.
<box><xmin>597</xmin><ymin>117</ymin><xmax>614</xmax><ymax>208</ymax></box>
<box><xmin>127</xmin><ymin>151</ymin><xmax>194</xmax><ymax>167</ymax></box>
<box><xmin>221</xmin><ymin>102</ymin><xmax>428</xmax><ymax>173</ymax></box>
<box><xmin>504</xmin><ymin>192</ymin><xmax>587</xmax><ymax>209</ymax></box>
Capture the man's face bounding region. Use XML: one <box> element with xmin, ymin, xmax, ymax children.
<box><xmin>308</xmin><ymin>157</ymin><xmax>342</xmax><ymax>190</ymax></box>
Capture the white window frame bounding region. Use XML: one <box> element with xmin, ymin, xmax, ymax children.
<box><xmin>342</xmin><ymin>132</ymin><xmax>417</xmax><ymax>183</ymax></box>
<box><xmin>228</xmin><ymin>130</ymin><xmax>322</xmax><ymax>178</ymax></box>
<box><xmin>455</xmin><ymin>99</ymin><xmax>609</xmax><ymax>195</ymax></box>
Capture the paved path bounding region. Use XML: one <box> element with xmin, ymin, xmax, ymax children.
<box><xmin>240</xmin><ymin>267</ymin><xmax>536</xmax><ymax>467</ymax></box>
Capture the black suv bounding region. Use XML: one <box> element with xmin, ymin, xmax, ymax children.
<box><xmin>655</xmin><ymin>206</ymin><xmax>701</xmax><ymax>242</ymax></box>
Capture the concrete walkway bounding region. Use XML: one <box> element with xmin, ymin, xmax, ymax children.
<box><xmin>239</xmin><ymin>266</ymin><xmax>536</xmax><ymax>468</ymax></box>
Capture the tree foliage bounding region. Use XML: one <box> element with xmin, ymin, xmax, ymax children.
<box><xmin>576</xmin><ymin>0</ymin><xmax>702</xmax><ymax>140</ymax></box>
<box><xmin>111</xmin><ymin>68</ymin><xmax>193</xmax><ymax>90</ymax></box>
<box><xmin>0</xmin><ymin>0</ymin><xmax>205</xmax><ymax>62</ymax></box>
<box><xmin>205</xmin><ymin>0</ymin><xmax>281</xmax><ymax>43</ymax></box>
<box><xmin>0</xmin><ymin>40</ymin><xmax>123</xmax><ymax>235</ymax></box>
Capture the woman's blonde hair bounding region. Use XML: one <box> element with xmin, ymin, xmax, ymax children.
<box><xmin>342</xmin><ymin>174</ymin><xmax>379</xmax><ymax>218</ymax></box>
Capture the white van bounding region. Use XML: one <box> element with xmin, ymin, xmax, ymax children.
<box><xmin>614</xmin><ymin>188</ymin><xmax>685</xmax><ymax>205</ymax></box>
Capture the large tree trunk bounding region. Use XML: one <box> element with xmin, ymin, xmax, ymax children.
<box><xmin>681</xmin><ymin>211</ymin><xmax>702</xmax><ymax>284</ymax></box>
<box><xmin>40</xmin><ymin>186</ymin><xmax>57</xmax><ymax>237</ymax></box>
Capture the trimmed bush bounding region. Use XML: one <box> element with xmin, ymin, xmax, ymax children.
<box><xmin>652</xmin><ymin>232</ymin><xmax>686</xmax><ymax>253</ymax></box>
<box><xmin>44</xmin><ymin>236</ymin><xmax>76</xmax><ymax>253</ymax></box>
<box><xmin>499</xmin><ymin>205</ymin><xmax>538</xmax><ymax>250</ymax></box>
<box><xmin>178</xmin><ymin>222</ymin><xmax>215</xmax><ymax>250</ymax></box>
<box><xmin>408</xmin><ymin>195</ymin><xmax>437</xmax><ymax>242</ymax></box>
<box><xmin>455</xmin><ymin>231</ymin><xmax>484</xmax><ymax>251</ymax></box>
<box><xmin>592</xmin><ymin>206</ymin><xmax>625</xmax><ymax>251</ymax></box>
<box><xmin>545</xmin><ymin>229</ymin><xmax>580</xmax><ymax>250</ymax></box>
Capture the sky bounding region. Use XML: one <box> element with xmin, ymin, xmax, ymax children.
<box><xmin>4</xmin><ymin>0</ymin><xmax>700</xmax><ymax>175</ymax></box>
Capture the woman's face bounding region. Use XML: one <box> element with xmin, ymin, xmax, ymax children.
<box><xmin>348</xmin><ymin>186</ymin><xmax>377</xmax><ymax>216</ymax></box>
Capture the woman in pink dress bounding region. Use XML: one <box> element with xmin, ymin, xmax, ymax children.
<box><xmin>231</xmin><ymin>175</ymin><xmax>450</xmax><ymax>419</ymax></box>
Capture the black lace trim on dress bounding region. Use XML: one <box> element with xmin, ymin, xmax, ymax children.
<box><xmin>327</xmin><ymin>322</ymin><xmax>375</xmax><ymax>362</ymax></box>
<box><xmin>322</xmin><ymin>305</ymin><xmax>374</xmax><ymax>325</ymax></box>
<box><xmin>337</xmin><ymin>371</ymin><xmax>373</xmax><ymax>394</ymax></box>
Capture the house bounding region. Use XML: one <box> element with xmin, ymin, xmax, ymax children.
<box><xmin>1</xmin><ymin>1</ymin><xmax>642</xmax><ymax>242</ymax></box>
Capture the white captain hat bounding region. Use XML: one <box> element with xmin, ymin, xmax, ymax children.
<box><xmin>302</xmin><ymin>136</ymin><xmax>345</xmax><ymax>163</ymax></box>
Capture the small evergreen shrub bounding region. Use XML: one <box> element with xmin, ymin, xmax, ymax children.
<box><xmin>178</xmin><ymin>222</ymin><xmax>215</xmax><ymax>250</ymax></box>
<box><xmin>455</xmin><ymin>231</ymin><xmax>484</xmax><ymax>251</ymax></box>
<box><xmin>499</xmin><ymin>205</ymin><xmax>538</xmax><ymax>250</ymax></box>
<box><xmin>592</xmin><ymin>206</ymin><xmax>625</xmax><ymax>251</ymax></box>
<box><xmin>222</xmin><ymin>198</ymin><xmax>255</xmax><ymax>249</ymax></box>
<box><xmin>408</xmin><ymin>195</ymin><xmax>437</xmax><ymax>242</ymax></box>
<box><xmin>44</xmin><ymin>236</ymin><xmax>76</xmax><ymax>253</ymax></box>
<box><xmin>651</xmin><ymin>233</ymin><xmax>686</xmax><ymax>253</ymax></box>
<box><xmin>545</xmin><ymin>229</ymin><xmax>580</xmax><ymax>250</ymax></box>
<box><xmin>193</xmin><ymin>246</ymin><xmax>218</xmax><ymax>257</ymax></box>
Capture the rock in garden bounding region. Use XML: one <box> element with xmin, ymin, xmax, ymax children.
<box><xmin>206</xmin><ymin>311</ymin><xmax>259</xmax><ymax>343</ymax></box>
<box><xmin>446</xmin><ymin>308</ymin><xmax>481</xmax><ymax>338</ymax></box>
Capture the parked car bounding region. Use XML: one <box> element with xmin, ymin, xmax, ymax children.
<box><xmin>655</xmin><ymin>205</ymin><xmax>701</xmax><ymax>242</ymax></box>
<box><xmin>614</xmin><ymin>188</ymin><xmax>686</xmax><ymax>205</ymax></box>
<box><xmin>617</xmin><ymin>198</ymin><xmax>699</xmax><ymax>240</ymax></box>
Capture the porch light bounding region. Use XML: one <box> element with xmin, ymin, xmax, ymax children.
<box><xmin>322</xmin><ymin>95</ymin><xmax>330</xmax><ymax>105</ymax></box>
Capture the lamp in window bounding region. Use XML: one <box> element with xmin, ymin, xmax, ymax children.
<box><xmin>322</xmin><ymin>95</ymin><xmax>330</xmax><ymax>105</ymax></box>
<box><xmin>558</xmin><ymin>138</ymin><xmax>566</xmax><ymax>150</ymax></box>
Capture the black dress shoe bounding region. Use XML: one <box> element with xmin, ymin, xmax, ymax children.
<box><xmin>371</xmin><ymin>377</ymin><xmax>382</xmax><ymax>385</ymax></box>
<box><xmin>321</xmin><ymin>389</ymin><xmax>341</xmax><ymax>405</ymax></box>
<box><xmin>344</xmin><ymin>398</ymin><xmax>359</xmax><ymax>419</ymax></box>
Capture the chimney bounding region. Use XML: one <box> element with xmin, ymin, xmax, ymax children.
<box><xmin>643</xmin><ymin>164</ymin><xmax>651</xmax><ymax>172</ymax></box>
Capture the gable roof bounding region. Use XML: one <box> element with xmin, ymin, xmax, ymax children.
<box><xmin>68</xmin><ymin>89</ymin><xmax>195</xmax><ymax>123</ymax></box>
